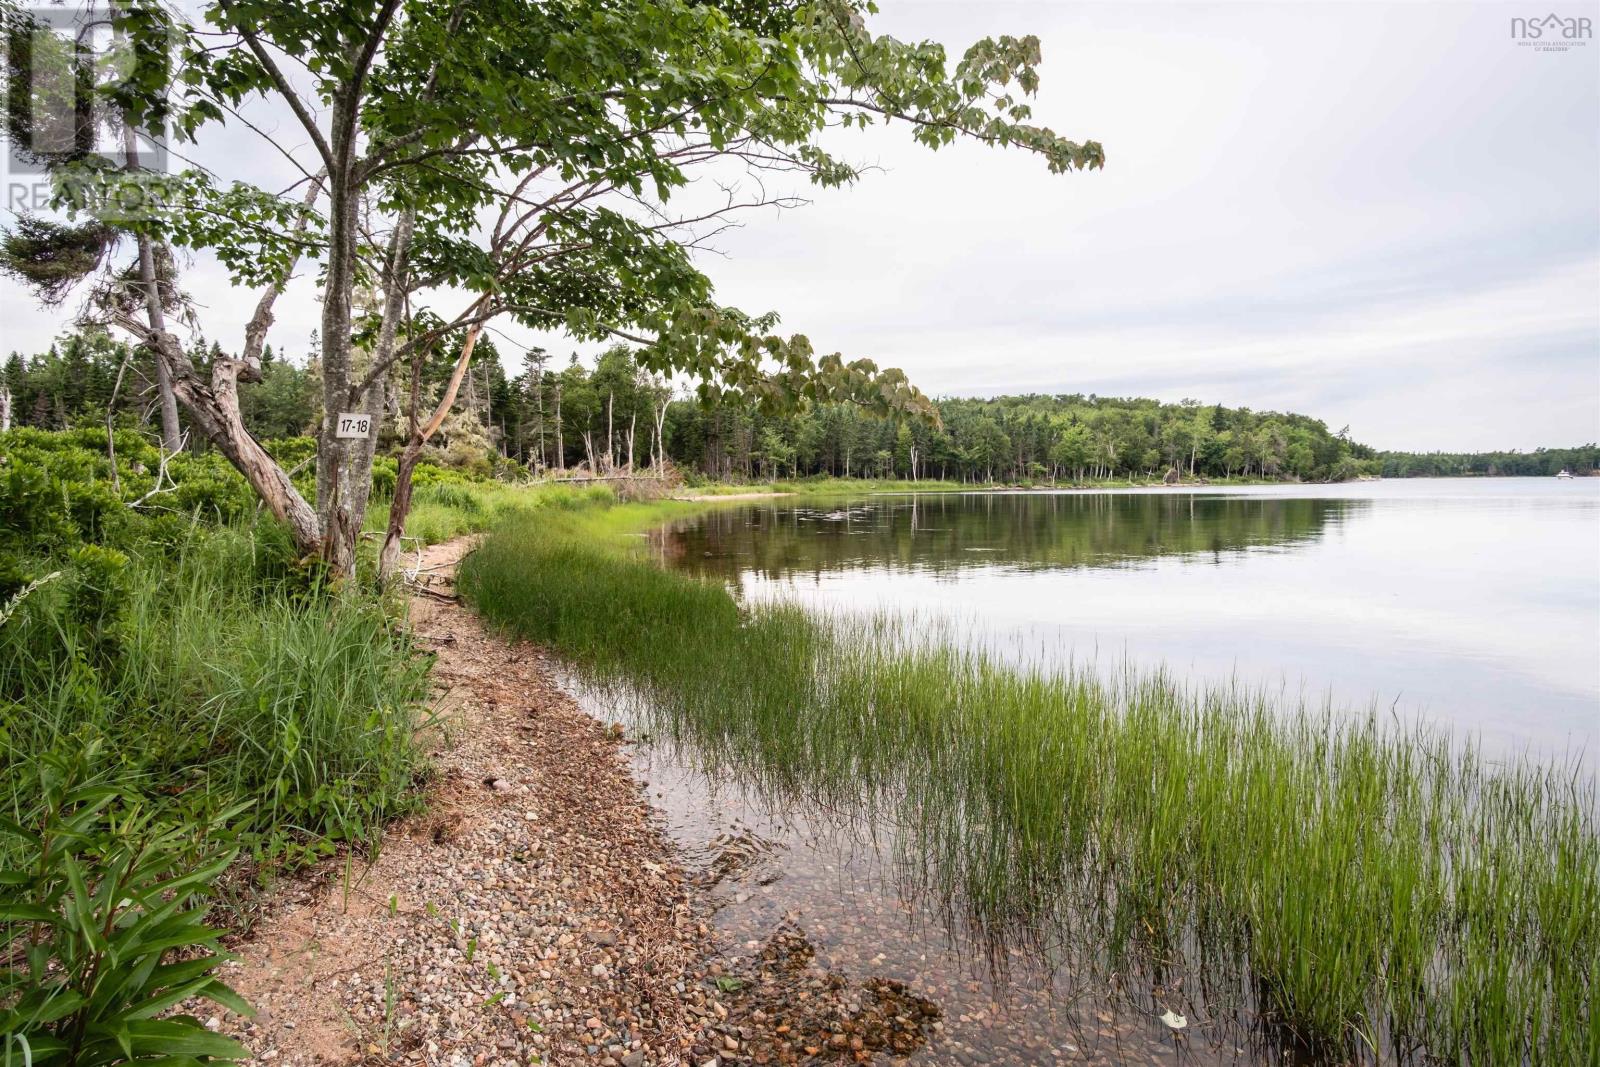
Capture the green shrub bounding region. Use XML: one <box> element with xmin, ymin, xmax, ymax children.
<box><xmin>263</xmin><ymin>436</ymin><xmax>316</xmax><ymax>470</ymax></box>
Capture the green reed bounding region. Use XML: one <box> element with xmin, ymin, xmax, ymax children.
<box><xmin>460</xmin><ymin>502</ymin><xmax>1598</xmax><ymax>1065</ymax></box>
<box><xmin>0</xmin><ymin>522</ymin><xmax>431</xmax><ymax>871</ymax></box>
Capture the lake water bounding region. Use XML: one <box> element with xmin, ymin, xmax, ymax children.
<box><xmin>658</xmin><ymin>478</ymin><xmax>1600</xmax><ymax>758</ymax></box>
<box><xmin>578</xmin><ymin>478</ymin><xmax>1598</xmax><ymax>1065</ymax></box>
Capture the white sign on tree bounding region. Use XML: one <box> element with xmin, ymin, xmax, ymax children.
<box><xmin>335</xmin><ymin>413</ymin><xmax>372</xmax><ymax>439</ymax></box>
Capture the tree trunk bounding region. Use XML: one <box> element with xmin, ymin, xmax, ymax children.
<box><xmin>117</xmin><ymin>124</ymin><xmax>183</xmax><ymax>452</ymax></box>
<box><xmin>141</xmin><ymin>316</ymin><xmax>322</xmax><ymax>551</ymax></box>
<box><xmin>327</xmin><ymin>212</ymin><xmax>412</xmax><ymax>575</ymax></box>
<box><xmin>377</xmin><ymin>324</ymin><xmax>481</xmax><ymax>580</ymax></box>
<box><xmin>481</xmin><ymin>359</ymin><xmax>492</xmax><ymax>451</ymax></box>
<box><xmin>653</xmin><ymin>399</ymin><xmax>667</xmax><ymax>475</ymax></box>
<box><xmin>152</xmin><ymin>349</ymin><xmax>182</xmax><ymax>453</ymax></box>
<box><xmin>554</xmin><ymin>383</ymin><xmax>564</xmax><ymax>470</ymax></box>
<box><xmin>534</xmin><ymin>370</ymin><xmax>546</xmax><ymax>470</ymax></box>
<box><xmin>313</xmin><ymin>93</ymin><xmax>367</xmax><ymax>576</ymax></box>
<box><xmin>118</xmin><ymin>167</ymin><xmax>326</xmax><ymax>557</ymax></box>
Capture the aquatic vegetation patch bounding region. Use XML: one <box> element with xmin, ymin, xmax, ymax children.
<box><xmin>461</xmin><ymin>503</ymin><xmax>1599</xmax><ymax>1065</ymax></box>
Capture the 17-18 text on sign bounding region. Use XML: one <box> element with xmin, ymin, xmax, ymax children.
<box><xmin>335</xmin><ymin>413</ymin><xmax>372</xmax><ymax>439</ymax></box>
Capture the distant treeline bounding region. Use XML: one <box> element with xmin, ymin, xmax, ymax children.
<box><xmin>1379</xmin><ymin>446</ymin><xmax>1599</xmax><ymax>478</ymax></box>
<box><xmin>24</xmin><ymin>330</ymin><xmax>1574</xmax><ymax>485</ymax></box>
<box><xmin>1</xmin><ymin>330</ymin><xmax>316</xmax><ymax>440</ymax></box>
<box><xmin>664</xmin><ymin>392</ymin><xmax>1380</xmax><ymax>483</ymax></box>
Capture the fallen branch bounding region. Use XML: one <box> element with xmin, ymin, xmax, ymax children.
<box><xmin>127</xmin><ymin>433</ymin><xmax>187</xmax><ymax>509</ymax></box>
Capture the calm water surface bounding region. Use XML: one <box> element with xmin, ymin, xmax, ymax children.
<box><xmin>660</xmin><ymin>478</ymin><xmax>1600</xmax><ymax>756</ymax></box>
<box><xmin>576</xmin><ymin>478</ymin><xmax>1598</xmax><ymax>1065</ymax></box>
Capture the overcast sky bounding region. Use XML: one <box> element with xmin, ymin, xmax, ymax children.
<box><xmin>3</xmin><ymin>1</ymin><xmax>1597</xmax><ymax>451</ymax></box>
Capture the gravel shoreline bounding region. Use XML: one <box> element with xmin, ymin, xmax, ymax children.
<box><xmin>211</xmin><ymin>538</ymin><xmax>712</xmax><ymax>1065</ymax></box>
<box><xmin>211</xmin><ymin>536</ymin><xmax>959</xmax><ymax>1067</ymax></box>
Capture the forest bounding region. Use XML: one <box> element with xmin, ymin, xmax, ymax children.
<box><xmin>1377</xmin><ymin>445</ymin><xmax>1600</xmax><ymax>478</ymax></box>
<box><xmin>3</xmin><ymin>332</ymin><xmax>1388</xmax><ymax>484</ymax></box>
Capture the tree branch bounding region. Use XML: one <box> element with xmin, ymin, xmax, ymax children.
<box><xmin>219</xmin><ymin>0</ymin><xmax>334</xmax><ymax>169</ymax></box>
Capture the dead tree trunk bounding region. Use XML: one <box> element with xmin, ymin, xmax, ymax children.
<box><xmin>377</xmin><ymin>324</ymin><xmax>482</xmax><ymax>580</ymax></box>
<box><xmin>532</xmin><ymin>369</ymin><xmax>545</xmax><ymax>470</ymax></box>
<box><xmin>481</xmin><ymin>359</ymin><xmax>492</xmax><ymax>454</ymax></box>
<box><xmin>554</xmin><ymin>382</ymin><xmax>564</xmax><ymax>471</ymax></box>
<box><xmin>119</xmin><ymin>125</ymin><xmax>182</xmax><ymax>452</ymax></box>
<box><xmin>119</xmin><ymin>170</ymin><xmax>326</xmax><ymax>556</ymax></box>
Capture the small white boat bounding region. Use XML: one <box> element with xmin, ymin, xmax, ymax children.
<box><xmin>1556</xmin><ymin>469</ymin><xmax>1573</xmax><ymax>479</ymax></box>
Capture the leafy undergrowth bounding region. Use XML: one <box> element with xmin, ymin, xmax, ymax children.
<box><xmin>1</xmin><ymin>434</ymin><xmax>434</xmax><ymax>880</ymax></box>
<box><xmin>459</xmin><ymin>498</ymin><xmax>1599</xmax><ymax>1067</ymax></box>
<box><xmin>1</xmin><ymin>745</ymin><xmax>252</xmax><ymax>1064</ymax></box>
<box><xmin>2</xmin><ymin>428</ymin><xmax>443</xmax><ymax>1060</ymax></box>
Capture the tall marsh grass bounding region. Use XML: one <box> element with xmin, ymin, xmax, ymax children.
<box><xmin>363</xmin><ymin>479</ymin><xmax>616</xmax><ymax>548</ymax></box>
<box><xmin>0</xmin><ymin>522</ymin><xmax>430</xmax><ymax>870</ymax></box>
<box><xmin>461</xmin><ymin>504</ymin><xmax>1598</xmax><ymax>1065</ymax></box>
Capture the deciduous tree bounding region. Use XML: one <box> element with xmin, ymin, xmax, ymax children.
<box><xmin>16</xmin><ymin>0</ymin><xmax>1104</xmax><ymax>574</ymax></box>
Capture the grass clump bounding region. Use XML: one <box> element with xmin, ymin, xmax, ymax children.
<box><xmin>363</xmin><ymin>479</ymin><xmax>617</xmax><ymax>548</ymax></box>
<box><xmin>0</xmin><ymin>427</ymin><xmax>443</xmax><ymax>875</ymax></box>
<box><xmin>1</xmin><ymin>521</ymin><xmax>430</xmax><ymax>871</ymax></box>
<box><xmin>460</xmin><ymin>501</ymin><xmax>1598</xmax><ymax>1066</ymax></box>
